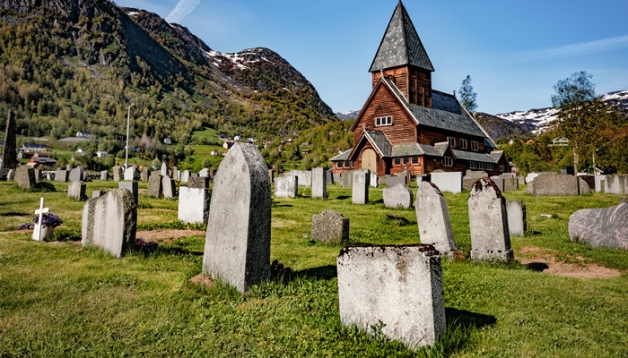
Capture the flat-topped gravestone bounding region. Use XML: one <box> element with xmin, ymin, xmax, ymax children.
<box><xmin>180</xmin><ymin>170</ymin><xmax>190</xmax><ymax>183</ymax></box>
<box><xmin>100</xmin><ymin>170</ymin><xmax>108</xmax><ymax>181</ymax></box>
<box><xmin>337</xmin><ymin>245</ymin><xmax>446</xmax><ymax>349</ymax></box>
<box><xmin>118</xmin><ymin>181</ymin><xmax>138</xmax><ymax>203</ymax></box>
<box><xmin>81</xmin><ymin>189</ymin><xmax>137</xmax><ymax>258</ymax></box>
<box><xmin>188</xmin><ymin>176</ymin><xmax>209</xmax><ymax>189</ymax></box>
<box><xmin>383</xmin><ymin>183</ymin><xmax>413</xmax><ymax>209</ymax></box>
<box><xmin>33</xmin><ymin>169</ymin><xmax>41</xmax><ymax>181</ymax></box>
<box><xmin>352</xmin><ymin>170</ymin><xmax>369</xmax><ymax>204</ymax></box>
<box><xmin>325</xmin><ymin>170</ymin><xmax>333</xmax><ymax>185</ymax></box>
<box><xmin>506</xmin><ymin>199</ymin><xmax>526</xmax><ymax>237</ymax></box>
<box><xmin>503</xmin><ymin>178</ymin><xmax>518</xmax><ymax>192</ymax></box>
<box><xmin>490</xmin><ymin>176</ymin><xmax>504</xmax><ymax>192</ymax></box>
<box><xmin>333</xmin><ymin>173</ymin><xmax>342</xmax><ymax>185</ymax></box>
<box><xmin>55</xmin><ymin>169</ymin><xmax>68</xmax><ymax>182</ymax></box>
<box><xmin>274</xmin><ymin>176</ymin><xmax>298</xmax><ymax>198</ymax></box>
<box><xmin>202</xmin><ymin>143</ymin><xmax>271</xmax><ymax>294</ymax></box>
<box><xmin>527</xmin><ymin>174</ymin><xmax>583</xmax><ymax>196</ymax></box>
<box><xmin>469</xmin><ymin>177</ymin><xmax>512</xmax><ymax>262</ymax></box>
<box><xmin>68</xmin><ymin>166</ymin><xmax>84</xmax><ymax>182</ymax></box>
<box><xmin>465</xmin><ymin>170</ymin><xmax>488</xmax><ymax>179</ymax></box>
<box><xmin>15</xmin><ymin>166</ymin><xmax>36</xmax><ymax>189</ymax></box>
<box><xmin>431</xmin><ymin>171</ymin><xmax>463</xmax><ymax>194</ymax></box>
<box><xmin>603</xmin><ymin>175</ymin><xmax>628</xmax><ymax>195</ymax></box>
<box><xmin>112</xmin><ymin>166</ymin><xmax>123</xmax><ymax>181</ymax></box>
<box><xmin>341</xmin><ymin>171</ymin><xmax>353</xmax><ymax>188</ymax></box>
<box><xmin>386</xmin><ymin>175</ymin><xmax>406</xmax><ymax>188</ymax></box>
<box><xmin>311</xmin><ymin>210</ymin><xmax>349</xmax><ymax>243</ymax></box>
<box><xmin>68</xmin><ymin>180</ymin><xmax>86</xmax><ymax>200</ymax></box>
<box><xmin>569</xmin><ymin>202</ymin><xmax>628</xmax><ymax>249</ymax></box>
<box><xmin>416</xmin><ymin>182</ymin><xmax>457</xmax><ymax>258</ymax></box>
<box><xmin>147</xmin><ymin>171</ymin><xmax>162</xmax><ymax>198</ymax></box>
<box><xmin>311</xmin><ymin>167</ymin><xmax>327</xmax><ymax>199</ymax></box>
<box><xmin>124</xmin><ymin>167</ymin><xmax>136</xmax><ymax>181</ymax></box>
<box><xmin>178</xmin><ymin>187</ymin><xmax>211</xmax><ymax>224</ymax></box>
<box><xmin>199</xmin><ymin>168</ymin><xmax>209</xmax><ymax>178</ymax></box>
<box><xmin>162</xmin><ymin>176</ymin><xmax>176</xmax><ymax>198</ymax></box>
<box><xmin>285</xmin><ymin>170</ymin><xmax>312</xmax><ymax>187</ymax></box>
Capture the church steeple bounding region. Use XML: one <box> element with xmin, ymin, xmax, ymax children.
<box><xmin>369</xmin><ymin>1</ymin><xmax>434</xmax><ymax>73</ymax></box>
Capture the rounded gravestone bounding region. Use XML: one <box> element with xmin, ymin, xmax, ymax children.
<box><xmin>568</xmin><ymin>202</ymin><xmax>628</xmax><ymax>249</ymax></box>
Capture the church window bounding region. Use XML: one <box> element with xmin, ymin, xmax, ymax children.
<box><xmin>375</xmin><ymin>116</ymin><xmax>393</xmax><ymax>127</ymax></box>
<box><xmin>443</xmin><ymin>156</ymin><xmax>453</xmax><ymax>167</ymax></box>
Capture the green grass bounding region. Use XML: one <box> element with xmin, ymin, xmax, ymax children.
<box><xmin>0</xmin><ymin>181</ymin><xmax>627</xmax><ymax>357</ymax></box>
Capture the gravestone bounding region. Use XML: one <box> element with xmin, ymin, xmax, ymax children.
<box><xmin>569</xmin><ymin>202</ymin><xmax>628</xmax><ymax>249</ymax></box>
<box><xmin>341</xmin><ymin>171</ymin><xmax>353</xmax><ymax>188</ymax></box>
<box><xmin>33</xmin><ymin>169</ymin><xmax>41</xmax><ymax>181</ymax></box>
<box><xmin>6</xmin><ymin>169</ymin><xmax>14</xmax><ymax>181</ymax></box>
<box><xmin>147</xmin><ymin>172</ymin><xmax>162</xmax><ymax>198</ymax></box>
<box><xmin>465</xmin><ymin>170</ymin><xmax>488</xmax><ymax>179</ymax></box>
<box><xmin>162</xmin><ymin>176</ymin><xmax>176</xmax><ymax>198</ymax></box>
<box><xmin>140</xmin><ymin>167</ymin><xmax>149</xmax><ymax>182</ymax></box>
<box><xmin>431</xmin><ymin>171</ymin><xmax>463</xmax><ymax>194</ymax></box>
<box><xmin>311</xmin><ymin>210</ymin><xmax>349</xmax><ymax>243</ymax></box>
<box><xmin>124</xmin><ymin>166</ymin><xmax>136</xmax><ymax>181</ymax></box>
<box><xmin>579</xmin><ymin>178</ymin><xmax>592</xmax><ymax>195</ymax></box>
<box><xmin>46</xmin><ymin>172</ymin><xmax>53</xmax><ymax>181</ymax></box>
<box><xmin>160</xmin><ymin>162</ymin><xmax>168</xmax><ymax>177</ymax></box>
<box><xmin>333</xmin><ymin>173</ymin><xmax>342</xmax><ymax>184</ymax></box>
<box><xmin>178</xmin><ymin>187</ymin><xmax>211</xmax><ymax>224</ymax></box>
<box><xmin>55</xmin><ymin>169</ymin><xmax>68</xmax><ymax>182</ymax></box>
<box><xmin>526</xmin><ymin>172</ymin><xmax>539</xmax><ymax>184</ymax></box>
<box><xmin>325</xmin><ymin>170</ymin><xmax>333</xmax><ymax>185</ymax></box>
<box><xmin>67</xmin><ymin>180</ymin><xmax>86</xmax><ymax>200</ymax></box>
<box><xmin>490</xmin><ymin>176</ymin><xmax>504</xmax><ymax>192</ymax></box>
<box><xmin>274</xmin><ymin>176</ymin><xmax>298</xmax><ymax>198</ymax></box>
<box><xmin>517</xmin><ymin>176</ymin><xmax>526</xmax><ymax>186</ymax></box>
<box><xmin>285</xmin><ymin>170</ymin><xmax>312</xmax><ymax>187</ymax></box>
<box><xmin>370</xmin><ymin>172</ymin><xmax>378</xmax><ymax>188</ymax></box>
<box><xmin>2</xmin><ymin>110</ymin><xmax>17</xmax><ymax>169</ymax></box>
<box><xmin>577</xmin><ymin>175</ymin><xmax>595</xmax><ymax>190</ymax></box>
<box><xmin>118</xmin><ymin>181</ymin><xmax>138</xmax><ymax>203</ymax></box>
<box><xmin>112</xmin><ymin>166</ymin><xmax>123</xmax><ymax>181</ymax></box>
<box><xmin>528</xmin><ymin>174</ymin><xmax>580</xmax><ymax>196</ymax></box>
<box><xmin>468</xmin><ymin>178</ymin><xmax>512</xmax><ymax>262</ymax></box>
<box><xmin>416</xmin><ymin>182</ymin><xmax>457</xmax><ymax>258</ymax></box>
<box><xmin>506</xmin><ymin>199</ymin><xmax>526</xmax><ymax>237</ymax></box>
<box><xmin>202</xmin><ymin>143</ymin><xmax>271</xmax><ymax>294</ymax></box>
<box><xmin>81</xmin><ymin>189</ymin><xmax>137</xmax><ymax>258</ymax></box>
<box><xmin>199</xmin><ymin>168</ymin><xmax>209</xmax><ymax>178</ymax></box>
<box><xmin>32</xmin><ymin>197</ymin><xmax>50</xmax><ymax>241</ymax></box>
<box><xmin>180</xmin><ymin>170</ymin><xmax>190</xmax><ymax>183</ymax></box>
<box><xmin>594</xmin><ymin>175</ymin><xmax>605</xmax><ymax>193</ymax></box>
<box><xmin>503</xmin><ymin>178</ymin><xmax>518</xmax><ymax>191</ymax></box>
<box><xmin>68</xmin><ymin>166</ymin><xmax>84</xmax><ymax>182</ymax></box>
<box><xmin>415</xmin><ymin>174</ymin><xmax>427</xmax><ymax>187</ymax></box>
<box><xmin>92</xmin><ymin>190</ymin><xmax>105</xmax><ymax>198</ymax></box>
<box><xmin>352</xmin><ymin>170</ymin><xmax>369</xmax><ymax>204</ymax></box>
<box><xmin>462</xmin><ymin>178</ymin><xmax>476</xmax><ymax>191</ymax></box>
<box><xmin>383</xmin><ymin>183</ymin><xmax>413</xmax><ymax>209</ymax></box>
<box><xmin>100</xmin><ymin>170</ymin><xmax>108</xmax><ymax>181</ymax></box>
<box><xmin>188</xmin><ymin>176</ymin><xmax>209</xmax><ymax>189</ymax></box>
<box><xmin>386</xmin><ymin>175</ymin><xmax>406</xmax><ymax>188</ymax></box>
<box><xmin>66</xmin><ymin>164</ymin><xmax>72</xmax><ymax>171</ymax></box>
<box><xmin>311</xmin><ymin>167</ymin><xmax>327</xmax><ymax>199</ymax></box>
<box><xmin>603</xmin><ymin>175</ymin><xmax>628</xmax><ymax>195</ymax></box>
<box><xmin>15</xmin><ymin>166</ymin><xmax>36</xmax><ymax>189</ymax></box>
<box><xmin>337</xmin><ymin>245</ymin><xmax>446</xmax><ymax>349</ymax></box>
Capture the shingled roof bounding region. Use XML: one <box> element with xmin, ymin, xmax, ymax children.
<box><xmin>369</xmin><ymin>1</ymin><xmax>434</xmax><ymax>73</ymax></box>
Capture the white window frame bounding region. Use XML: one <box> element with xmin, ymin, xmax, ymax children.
<box><xmin>471</xmin><ymin>141</ymin><xmax>479</xmax><ymax>151</ymax></box>
<box><xmin>499</xmin><ymin>164</ymin><xmax>504</xmax><ymax>172</ymax></box>
<box><xmin>448</xmin><ymin>137</ymin><xmax>456</xmax><ymax>148</ymax></box>
<box><xmin>460</xmin><ymin>139</ymin><xmax>467</xmax><ymax>150</ymax></box>
<box><xmin>375</xmin><ymin>116</ymin><xmax>393</xmax><ymax>127</ymax></box>
<box><xmin>443</xmin><ymin>156</ymin><xmax>453</xmax><ymax>167</ymax></box>
<box><xmin>469</xmin><ymin>161</ymin><xmax>477</xmax><ymax>169</ymax></box>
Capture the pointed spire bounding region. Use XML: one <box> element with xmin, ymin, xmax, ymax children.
<box><xmin>369</xmin><ymin>1</ymin><xmax>434</xmax><ymax>73</ymax></box>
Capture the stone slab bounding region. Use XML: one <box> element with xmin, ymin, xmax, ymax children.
<box><xmin>188</xmin><ymin>176</ymin><xmax>209</xmax><ymax>189</ymax></box>
<box><xmin>274</xmin><ymin>176</ymin><xmax>298</xmax><ymax>198</ymax></box>
<box><xmin>383</xmin><ymin>183</ymin><xmax>413</xmax><ymax>209</ymax></box>
<box><xmin>416</xmin><ymin>182</ymin><xmax>457</xmax><ymax>257</ymax></box>
<box><xmin>15</xmin><ymin>166</ymin><xmax>36</xmax><ymax>189</ymax></box>
<box><xmin>118</xmin><ymin>181</ymin><xmax>138</xmax><ymax>203</ymax></box>
<box><xmin>311</xmin><ymin>167</ymin><xmax>327</xmax><ymax>199</ymax></box>
<box><xmin>311</xmin><ymin>210</ymin><xmax>349</xmax><ymax>243</ymax></box>
<box><xmin>352</xmin><ymin>170</ymin><xmax>369</xmax><ymax>204</ymax></box>
<box><xmin>506</xmin><ymin>199</ymin><xmax>526</xmax><ymax>237</ymax></box>
<box><xmin>431</xmin><ymin>171</ymin><xmax>462</xmax><ymax>194</ymax></box>
<box><xmin>178</xmin><ymin>187</ymin><xmax>211</xmax><ymax>224</ymax></box>
<box><xmin>569</xmin><ymin>202</ymin><xmax>628</xmax><ymax>249</ymax></box>
<box><xmin>68</xmin><ymin>180</ymin><xmax>86</xmax><ymax>200</ymax></box>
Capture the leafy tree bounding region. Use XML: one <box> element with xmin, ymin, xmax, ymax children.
<box><xmin>458</xmin><ymin>75</ymin><xmax>478</xmax><ymax>113</ymax></box>
<box><xmin>551</xmin><ymin>71</ymin><xmax>596</xmax><ymax>107</ymax></box>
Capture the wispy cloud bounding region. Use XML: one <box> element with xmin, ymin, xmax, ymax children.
<box><xmin>165</xmin><ymin>0</ymin><xmax>201</xmax><ymax>24</ymax></box>
<box><xmin>515</xmin><ymin>34</ymin><xmax>628</xmax><ymax>61</ymax></box>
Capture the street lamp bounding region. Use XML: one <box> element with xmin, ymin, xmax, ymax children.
<box><xmin>125</xmin><ymin>103</ymin><xmax>135</xmax><ymax>169</ymax></box>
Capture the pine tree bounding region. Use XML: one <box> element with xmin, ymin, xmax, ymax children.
<box><xmin>459</xmin><ymin>75</ymin><xmax>478</xmax><ymax>113</ymax></box>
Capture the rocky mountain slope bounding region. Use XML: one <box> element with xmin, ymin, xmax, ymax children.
<box><xmin>0</xmin><ymin>0</ymin><xmax>337</xmax><ymax>141</ymax></box>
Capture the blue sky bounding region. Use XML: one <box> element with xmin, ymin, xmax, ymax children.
<box><xmin>114</xmin><ymin>0</ymin><xmax>628</xmax><ymax>115</ymax></box>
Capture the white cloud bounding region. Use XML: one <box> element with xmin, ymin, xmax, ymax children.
<box><xmin>517</xmin><ymin>34</ymin><xmax>628</xmax><ymax>61</ymax></box>
<box><xmin>165</xmin><ymin>0</ymin><xmax>201</xmax><ymax>24</ymax></box>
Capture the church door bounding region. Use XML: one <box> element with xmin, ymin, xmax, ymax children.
<box><xmin>362</xmin><ymin>149</ymin><xmax>378</xmax><ymax>174</ymax></box>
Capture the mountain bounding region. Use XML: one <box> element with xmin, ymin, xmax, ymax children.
<box><xmin>335</xmin><ymin>110</ymin><xmax>360</xmax><ymax>120</ymax></box>
<box><xmin>0</xmin><ymin>0</ymin><xmax>337</xmax><ymax>143</ymax></box>
<box><xmin>494</xmin><ymin>90</ymin><xmax>628</xmax><ymax>134</ymax></box>
<box><xmin>474</xmin><ymin>112</ymin><xmax>533</xmax><ymax>141</ymax></box>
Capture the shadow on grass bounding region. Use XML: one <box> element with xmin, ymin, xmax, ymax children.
<box><xmin>297</xmin><ymin>265</ymin><xmax>337</xmax><ymax>280</ymax></box>
<box><xmin>0</xmin><ymin>211</ymin><xmax>28</xmax><ymax>216</ymax></box>
<box><xmin>335</xmin><ymin>195</ymin><xmax>350</xmax><ymax>200</ymax></box>
<box><xmin>430</xmin><ymin>308</ymin><xmax>496</xmax><ymax>355</ymax></box>
<box><xmin>156</xmin><ymin>246</ymin><xmax>203</xmax><ymax>256</ymax></box>
<box><xmin>446</xmin><ymin>307</ymin><xmax>496</xmax><ymax>329</ymax></box>
<box><xmin>525</xmin><ymin>262</ymin><xmax>550</xmax><ymax>272</ymax></box>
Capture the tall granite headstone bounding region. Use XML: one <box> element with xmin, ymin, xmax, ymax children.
<box><xmin>311</xmin><ymin>167</ymin><xmax>327</xmax><ymax>199</ymax></box>
<box><xmin>118</xmin><ymin>181</ymin><xmax>138</xmax><ymax>204</ymax></box>
<box><xmin>147</xmin><ymin>171</ymin><xmax>162</xmax><ymax>198</ymax></box>
<box><xmin>468</xmin><ymin>178</ymin><xmax>512</xmax><ymax>262</ymax></box>
<box><xmin>202</xmin><ymin>143</ymin><xmax>271</xmax><ymax>294</ymax></box>
<box><xmin>162</xmin><ymin>176</ymin><xmax>176</xmax><ymax>198</ymax></box>
<box><xmin>160</xmin><ymin>162</ymin><xmax>168</xmax><ymax>177</ymax></box>
<box><xmin>416</xmin><ymin>182</ymin><xmax>457</xmax><ymax>258</ymax></box>
<box><xmin>506</xmin><ymin>199</ymin><xmax>526</xmax><ymax>237</ymax></box>
<box><xmin>352</xmin><ymin>170</ymin><xmax>369</xmax><ymax>205</ymax></box>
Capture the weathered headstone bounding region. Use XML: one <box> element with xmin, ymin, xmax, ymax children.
<box><xmin>202</xmin><ymin>143</ymin><xmax>271</xmax><ymax>294</ymax></box>
<box><xmin>147</xmin><ymin>171</ymin><xmax>162</xmax><ymax>198</ymax></box>
<box><xmin>506</xmin><ymin>199</ymin><xmax>526</xmax><ymax>237</ymax></box>
<box><xmin>595</xmin><ymin>175</ymin><xmax>606</xmax><ymax>193</ymax></box>
<box><xmin>162</xmin><ymin>176</ymin><xmax>176</xmax><ymax>198</ymax></box>
<box><xmin>285</xmin><ymin>170</ymin><xmax>312</xmax><ymax>187</ymax></box>
<box><xmin>100</xmin><ymin>170</ymin><xmax>108</xmax><ymax>181</ymax></box>
<box><xmin>81</xmin><ymin>189</ymin><xmax>137</xmax><ymax>258</ymax></box>
<box><xmin>465</xmin><ymin>170</ymin><xmax>488</xmax><ymax>179</ymax></box>
<box><xmin>2</xmin><ymin>110</ymin><xmax>17</xmax><ymax>169</ymax></box>
<box><xmin>311</xmin><ymin>210</ymin><xmax>349</xmax><ymax>243</ymax></box>
<box><xmin>180</xmin><ymin>170</ymin><xmax>190</xmax><ymax>183</ymax></box>
<box><xmin>503</xmin><ymin>178</ymin><xmax>519</xmax><ymax>192</ymax></box>
<box><xmin>199</xmin><ymin>168</ymin><xmax>209</xmax><ymax>178</ymax></box>
<box><xmin>341</xmin><ymin>171</ymin><xmax>353</xmax><ymax>188</ymax></box>
<box><xmin>490</xmin><ymin>176</ymin><xmax>504</xmax><ymax>192</ymax></box>
<box><xmin>15</xmin><ymin>166</ymin><xmax>36</xmax><ymax>189</ymax></box>
<box><xmin>124</xmin><ymin>166</ymin><xmax>136</xmax><ymax>181</ymax></box>
<box><xmin>416</xmin><ymin>182</ymin><xmax>457</xmax><ymax>257</ymax></box>
<box><xmin>160</xmin><ymin>162</ymin><xmax>168</xmax><ymax>177</ymax></box>
<box><xmin>178</xmin><ymin>186</ymin><xmax>211</xmax><ymax>224</ymax></box>
<box><xmin>352</xmin><ymin>170</ymin><xmax>369</xmax><ymax>204</ymax></box>
<box><xmin>383</xmin><ymin>183</ymin><xmax>413</xmax><ymax>209</ymax></box>
<box><xmin>140</xmin><ymin>167</ymin><xmax>149</xmax><ymax>182</ymax></box>
<box><xmin>325</xmin><ymin>170</ymin><xmax>333</xmax><ymax>185</ymax></box>
<box><xmin>112</xmin><ymin>166</ymin><xmax>123</xmax><ymax>181</ymax></box>
<box><xmin>337</xmin><ymin>245</ymin><xmax>446</xmax><ymax>349</ymax></box>
<box><xmin>274</xmin><ymin>175</ymin><xmax>298</xmax><ymax>198</ymax></box>
<box><xmin>579</xmin><ymin>178</ymin><xmax>592</xmax><ymax>195</ymax></box>
<box><xmin>370</xmin><ymin>172</ymin><xmax>378</xmax><ymax>188</ymax></box>
<box><xmin>468</xmin><ymin>178</ymin><xmax>512</xmax><ymax>261</ymax></box>
<box><xmin>55</xmin><ymin>169</ymin><xmax>68</xmax><ymax>182</ymax></box>
<box><xmin>33</xmin><ymin>169</ymin><xmax>41</xmax><ymax>181</ymax></box>
<box><xmin>528</xmin><ymin>174</ymin><xmax>580</xmax><ymax>196</ymax></box>
<box><xmin>603</xmin><ymin>175</ymin><xmax>628</xmax><ymax>195</ymax></box>
<box><xmin>386</xmin><ymin>175</ymin><xmax>406</xmax><ymax>188</ymax></box>
<box><xmin>569</xmin><ymin>202</ymin><xmax>628</xmax><ymax>249</ymax></box>
<box><xmin>333</xmin><ymin>173</ymin><xmax>342</xmax><ymax>184</ymax></box>
<box><xmin>68</xmin><ymin>180</ymin><xmax>86</xmax><ymax>200</ymax></box>
<box><xmin>311</xmin><ymin>167</ymin><xmax>327</xmax><ymax>199</ymax></box>
<box><xmin>118</xmin><ymin>181</ymin><xmax>138</xmax><ymax>203</ymax></box>
<box><xmin>431</xmin><ymin>171</ymin><xmax>463</xmax><ymax>194</ymax></box>
<box><xmin>68</xmin><ymin>166</ymin><xmax>84</xmax><ymax>182</ymax></box>
<box><xmin>188</xmin><ymin>176</ymin><xmax>209</xmax><ymax>189</ymax></box>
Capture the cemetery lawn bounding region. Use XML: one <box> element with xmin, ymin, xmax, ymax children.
<box><xmin>1</xmin><ymin>180</ymin><xmax>627</xmax><ymax>357</ymax></box>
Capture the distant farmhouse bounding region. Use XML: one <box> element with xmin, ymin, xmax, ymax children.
<box><xmin>331</xmin><ymin>1</ymin><xmax>508</xmax><ymax>177</ymax></box>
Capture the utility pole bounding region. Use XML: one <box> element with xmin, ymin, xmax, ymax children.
<box><xmin>124</xmin><ymin>103</ymin><xmax>135</xmax><ymax>169</ymax></box>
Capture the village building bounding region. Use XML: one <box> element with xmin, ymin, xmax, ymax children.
<box><xmin>331</xmin><ymin>1</ymin><xmax>508</xmax><ymax>177</ymax></box>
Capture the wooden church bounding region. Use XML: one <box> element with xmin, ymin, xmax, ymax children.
<box><xmin>331</xmin><ymin>1</ymin><xmax>509</xmax><ymax>177</ymax></box>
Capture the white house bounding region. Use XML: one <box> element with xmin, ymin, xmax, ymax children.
<box><xmin>96</xmin><ymin>151</ymin><xmax>108</xmax><ymax>158</ymax></box>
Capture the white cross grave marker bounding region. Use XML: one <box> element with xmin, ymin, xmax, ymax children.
<box><xmin>32</xmin><ymin>197</ymin><xmax>49</xmax><ymax>241</ymax></box>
